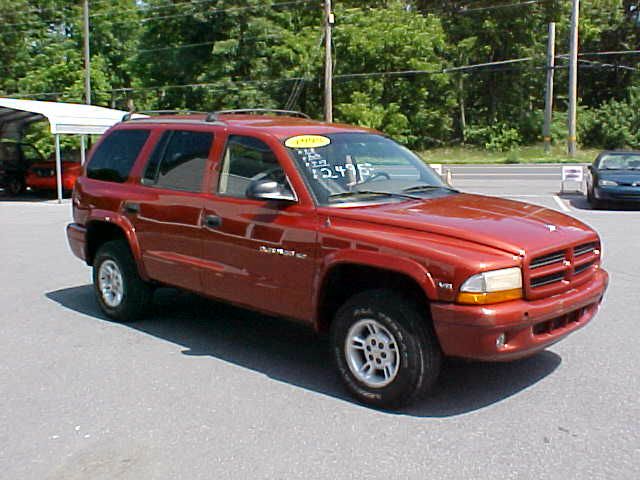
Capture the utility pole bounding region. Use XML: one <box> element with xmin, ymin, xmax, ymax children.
<box><xmin>568</xmin><ymin>0</ymin><xmax>579</xmax><ymax>157</ymax></box>
<box><xmin>83</xmin><ymin>0</ymin><xmax>91</xmax><ymax>105</ymax></box>
<box><xmin>543</xmin><ymin>22</ymin><xmax>556</xmax><ymax>154</ymax></box>
<box><xmin>324</xmin><ymin>0</ymin><xmax>334</xmax><ymax>123</ymax></box>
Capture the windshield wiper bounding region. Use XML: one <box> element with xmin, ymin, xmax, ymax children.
<box><xmin>328</xmin><ymin>190</ymin><xmax>421</xmax><ymax>201</ymax></box>
<box><xmin>402</xmin><ymin>184</ymin><xmax>457</xmax><ymax>193</ymax></box>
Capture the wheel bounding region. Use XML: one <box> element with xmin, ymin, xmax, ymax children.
<box><xmin>93</xmin><ymin>240</ymin><xmax>153</xmax><ymax>322</ymax></box>
<box><xmin>587</xmin><ymin>188</ymin><xmax>605</xmax><ymax>209</ymax></box>
<box><xmin>6</xmin><ymin>177</ymin><xmax>24</xmax><ymax>196</ymax></box>
<box><xmin>330</xmin><ymin>289</ymin><xmax>441</xmax><ymax>409</ymax></box>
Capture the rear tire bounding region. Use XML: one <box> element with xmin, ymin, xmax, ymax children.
<box><xmin>6</xmin><ymin>177</ymin><xmax>24</xmax><ymax>196</ymax></box>
<box><xmin>330</xmin><ymin>289</ymin><xmax>441</xmax><ymax>409</ymax></box>
<box><xmin>93</xmin><ymin>240</ymin><xmax>153</xmax><ymax>322</ymax></box>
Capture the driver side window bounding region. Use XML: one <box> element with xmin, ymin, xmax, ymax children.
<box><xmin>218</xmin><ymin>135</ymin><xmax>284</xmax><ymax>198</ymax></box>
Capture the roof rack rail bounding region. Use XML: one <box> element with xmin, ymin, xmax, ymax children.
<box><xmin>205</xmin><ymin>108</ymin><xmax>311</xmax><ymax>123</ymax></box>
<box><xmin>121</xmin><ymin>110</ymin><xmax>206</xmax><ymax>122</ymax></box>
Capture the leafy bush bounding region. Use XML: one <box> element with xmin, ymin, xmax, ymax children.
<box><xmin>466</xmin><ymin>123</ymin><xmax>522</xmax><ymax>152</ymax></box>
<box><xmin>505</xmin><ymin>150</ymin><xmax>519</xmax><ymax>163</ymax></box>
<box><xmin>579</xmin><ymin>93</ymin><xmax>640</xmax><ymax>149</ymax></box>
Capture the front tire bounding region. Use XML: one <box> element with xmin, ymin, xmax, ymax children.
<box><xmin>93</xmin><ymin>240</ymin><xmax>153</xmax><ymax>322</ymax></box>
<box><xmin>587</xmin><ymin>187</ymin><xmax>606</xmax><ymax>209</ymax></box>
<box><xmin>331</xmin><ymin>289</ymin><xmax>441</xmax><ymax>409</ymax></box>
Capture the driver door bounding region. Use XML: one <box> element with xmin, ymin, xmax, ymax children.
<box><xmin>200</xmin><ymin>134</ymin><xmax>317</xmax><ymax>321</ymax></box>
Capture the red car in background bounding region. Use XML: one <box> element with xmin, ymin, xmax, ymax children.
<box><xmin>26</xmin><ymin>150</ymin><xmax>82</xmax><ymax>195</ymax></box>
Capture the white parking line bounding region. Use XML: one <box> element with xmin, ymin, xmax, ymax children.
<box><xmin>454</xmin><ymin>173</ymin><xmax>557</xmax><ymax>176</ymax></box>
<box><xmin>552</xmin><ymin>195</ymin><xmax>571</xmax><ymax>212</ymax></box>
<box><xmin>500</xmin><ymin>194</ymin><xmax>551</xmax><ymax>198</ymax></box>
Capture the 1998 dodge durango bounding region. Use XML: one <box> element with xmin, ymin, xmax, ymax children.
<box><xmin>67</xmin><ymin>110</ymin><xmax>608</xmax><ymax>408</ymax></box>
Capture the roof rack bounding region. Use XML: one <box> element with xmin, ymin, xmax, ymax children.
<box><xmin>121</xmin><ymin>110</ymin><xmax>207</xmax><ymax>122</ymax></box>
<box><xmin>205</xmin><ymin>108</ymin><xmax>311</xmax><ymax>123</ymax></box>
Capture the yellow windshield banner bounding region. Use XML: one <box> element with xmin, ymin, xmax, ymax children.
<box><xmin>284</xmin><ymin>135</ymin><xmax>331</xmax><ymax>149</ymax></box>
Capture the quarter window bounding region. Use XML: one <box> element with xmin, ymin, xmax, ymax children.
<box><xmin>218</xmin><ymin>135</ymin><xmax>284</xmax><ymax>197</ymax></box>
<box><xmin>143</xmin><ymin>130</ymin><xmax>213</xmax><ymax>192</ymax></box>
<box><xmin>87</xmin><ymin>129</ymin><xmax>149</xmax><ymax>183</ymax></box>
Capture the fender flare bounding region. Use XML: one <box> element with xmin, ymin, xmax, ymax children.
<box><xmin>86</xmin><ymin>210</ymin><xmax>150</xmax><ymax>281</ymax></box>
<box><xmin>314</xmin><ymin>249</ymin><xmax>439</xmax><ymax>324</ymax></box>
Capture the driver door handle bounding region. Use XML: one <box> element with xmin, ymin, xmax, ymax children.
<box><xmin>204</xmin><ymin>214</ymin><xmax>222</xmax><ymax>229</ymax></box>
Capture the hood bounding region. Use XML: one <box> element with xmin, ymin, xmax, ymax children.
<box><xmin>327</xmin><ymin>193</ymin><xmax>597</xmax><ymax>256</ymax></box>
<box><xmin>598</xmin><ymin>169</ymin><xmax>640</xmax><ymax>185</ymax></box>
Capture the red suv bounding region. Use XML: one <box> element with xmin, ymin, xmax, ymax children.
<box><xmin>67</xmin><ymin>110</ymin><xmax>608</xmax><ymax>408</ymax></box>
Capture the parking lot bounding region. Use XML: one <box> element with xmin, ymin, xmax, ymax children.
<box><xmin>1</xmin><ymin>165</ymin><xmax>638</xmax><ymax>479</ymax></box>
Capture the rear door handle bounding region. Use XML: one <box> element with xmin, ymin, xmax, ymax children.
<box><xmin>204</xmin><ymin>214</ymin><xmax>222</xmax><ymax>229</ymax></box>
<box><xmin>123</xmin><ymin>202</ymin><xmax>140</xmax><ymax>214</ymax></box>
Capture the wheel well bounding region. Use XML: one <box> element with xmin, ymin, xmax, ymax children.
<box><xmin>316</xmin><ymin>264</ymin><xmax>429</xmax><ymax>334</ymax></box>
<box><xmin>86</xmin><ymin>221</ymin><xmax>127</xmax><ymax>265</ymax></box>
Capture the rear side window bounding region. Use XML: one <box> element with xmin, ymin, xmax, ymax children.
<box><xmin>87</xmin><ymin>130</ymin><xmax>149</xmax><ymax>183</ymax></box>
<box><xmin>143</xmin><ymin>130</ymin><xmax>213</xmax><ymax>192</ymax></box>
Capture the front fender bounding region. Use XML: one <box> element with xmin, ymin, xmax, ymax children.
<box><xmin>318</xmin><ymin>249</ymin><xmax>438</xmax><ymax>301</ymax></box>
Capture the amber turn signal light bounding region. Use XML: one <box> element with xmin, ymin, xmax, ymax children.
<box><xmin>456</xmin><ymin>288</ymin><xmax>523</xmax><ymax>305</ymax></box>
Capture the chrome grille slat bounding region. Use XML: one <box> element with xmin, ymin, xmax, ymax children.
<box><xmin>530</xmin><ymin>271</ymin><xmax>565</xmax><ymax>288</ymax></box>
<box><xmin>574</xmin><ymin>242</ymin><xmax>597</xmax><ymax>257</ymax></box>
<box><xmin>530</xmin><ymin>251</ymin><xmax>565</xmax><ymax>269</ymax></box>
<box><xmin>575</xmin><ymin>261</ymin><xmax>594</xmax><ymax>275</ymax></box>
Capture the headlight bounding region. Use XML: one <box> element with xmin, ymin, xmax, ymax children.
<box><xmin>457</xmin><ymin>267</ymin><xmax>523</xmax><ymax>305</ymax></box>
<box><xmin>598</xmin><ymin>179</ymin><xmax>618</xmax><ymax>187</ymax></box>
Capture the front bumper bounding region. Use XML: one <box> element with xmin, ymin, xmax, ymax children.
<box><xmin>430</xmin><ymin>268</ymin><xmax>608</xmax><ymax>361</ymax></box>
<box><xmin>594</xmin><ymin>186</ymin><xmax>640</xmax><ymax>202</ymax></box>
<box><xmin>66</xmin><ymin>223</ymin><xmax>88</xmax><ymax>262</ymax></box>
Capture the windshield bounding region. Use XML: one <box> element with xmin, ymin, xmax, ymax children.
<box><xmin>286</xmin><ymin>133</ymin><xmax>451</xmax><ymax>205</ymax></box>
<box><xmin>597</xmin><ymin>153</ymin><xmax>640</xmax><ymax>170</ymax></box>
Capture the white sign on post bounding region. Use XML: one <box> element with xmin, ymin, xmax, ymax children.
<box><xmin>430</xmin><ymin>163</ymin><xmax>443</xmax><ymax>176</ymax></box>
<box><xmin>562</xmin><ymin>166</ymin><xmax>584</xmax><ymax>182</ymax></box>
<box><xmin>561</xmin><ymin>165</ymin><xmax>585</xmax><ymax>193</ymax></box>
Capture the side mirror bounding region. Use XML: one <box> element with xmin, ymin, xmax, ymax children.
<box><xmin>246</xmin><ymin>178</ymin><xmax>296</xmax><ymax>202</ymax></box>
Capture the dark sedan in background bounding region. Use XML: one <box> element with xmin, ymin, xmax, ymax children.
<box><xmin>587</xmin><ymin>151</ymin><xmax>640</xmax><ymax>209</ymax></box>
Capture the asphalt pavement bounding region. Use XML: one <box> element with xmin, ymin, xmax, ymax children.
<box><xmin>1</xmin><ymin>166</ymin><xmax>638</xmax><ymax>479</ymax></box>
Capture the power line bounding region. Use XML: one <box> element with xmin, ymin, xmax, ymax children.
<box><xmin>574</xmin><ymin>49</ymin><xmax>640</xmax><ymax>57</ymax></box>
<box><xmin>578</xmin><ymin>58</ymin><xmax>639</xmax><ymax>72</ymax></box>
<box><xmin>90</xmin><ymin>0</ymin><xmax>226</xmax><ymax>18</ymax></box>
<box><xmin>6</xmin><ymin>58</ymin><xmax>625</xmax><ymax>101</ymax></box>
<box><xmin>334</xmin><ymin>56</ymin><xmax>536</xmax><ymax>81</ymax></box>
<box><xmin>458</xmin><ymin>0</ymin><xmax>548</xmax><ymax>13</ymax></box>
<box><xmin>135</xmin><ymin>29</ymin><xmax>312</xmax><ymax>55</ymax></box>
<box><xmin>0</xmin><ymin>0</ymin><xmax>316</xmax><ymax>32</ymax></box>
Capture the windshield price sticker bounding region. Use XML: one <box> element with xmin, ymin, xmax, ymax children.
<box><xmin>285</xmin><ymin>135</ymin><xmax>331</xmax><ymax>149</ymax></box>
<box><xmin>296</xmin><ymin>148</ymin><xmax>375</xmax><ymax>181</ymax></box>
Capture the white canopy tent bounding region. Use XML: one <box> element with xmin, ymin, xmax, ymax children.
<box><xmin>0</xmin><ymin>98</ymin><xmax>134</xmax><ymax>202</ymax></box>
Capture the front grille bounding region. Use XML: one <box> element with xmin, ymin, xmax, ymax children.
<box><xmin>526</xmin><ymin>240</ymin><xmax>600</xmax><ymax>299</ymax></box>
<box><xmin>34</xmin><ymin>168</ymin><xmax>54</xmax><ymax>177</ymax></box>
<box><xmin>531</xmin><ymin>271</ymin><xmax>565</xmax><ymax>288</ymax></box>
<box><xmin>530</xmin><ymin>250</ymin><xmax>565</xmax><ymax>269</ymax></box>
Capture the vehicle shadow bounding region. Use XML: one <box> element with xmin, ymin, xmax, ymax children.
<box><xmin>46</xmin><ymin>285</ymin><xmax>562</xmax><ymax>418</ymax></box>
<box><xmin>560</xmin><ymin>192</ymin><xmax>640</xmax><ymax>212</ymax></box>
<box><xmin>0</xmin><ymin>190</ymin><xmax>61</xmax><ymax>202</ymax></box>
